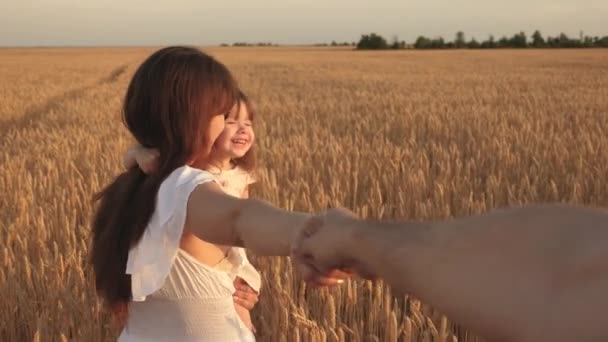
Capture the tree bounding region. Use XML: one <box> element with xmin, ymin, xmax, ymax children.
<box><xmin>467</xmin><ymin>38</ymin><xmax>481</xmax><ymax>49</ymax></box>
<box><xmin>531</xmin><ymin>30</ymin><xmax>545</xmax><ymax>47</ymax></box>
<box><xmin>455</xmin><ymin>31</ymin><xmax>466</xmax><ymax>48</ymax></box>
<box><xmin>510</xmin><ymin>31</ymin><xmax>527</xmax><ymax>48</ymax></box>
<box><xmin>431</xmin><ymin>37</ymin><xmax>445</xmax><ymax>49</ymax></box>
<box><xmin>481</xmin><ymin>35</ymin><xmax>496</xmax><ymax>49</ymax></box>
<box><xmin>414</xmin><ymin>36</ymin><xmax>432</xmax><ymax>49</ymax></box>
<box><xmin>331</xmin><ymin>40</ymin><xmax>338</xmax><ymax>47</ymax></box>
<box><xmin>497</xmin><ymin>36</ymin><xmax>510</xmax><ymax>48</ymax></box>
<box><xmin>595</xmin><ymin>36</ymin><xmax>608</xmax><ymax>47</ymax></box>
<box><xmin>415</xmin><ymin>36</ymin><xmax>445</xmax><ymax>49</ymax></box>
<box><xmin>559</xmin><ymin>33</ymin><xmax>571</xmax><ymax>46</ymax></box>
<box><xmin>356</xmin><ymin>33</ymin><xmax>389</xmax><ymax>50</ymax></box>
<box><xmin>390</xmin><ymin>35</ymin><xmax>401</xmax><ymax>49</ymax></box>
<box><xmin>490</xmin><ymin>35</ymin><xmax>496</xmax><ymax>47</ymax></box>
<box><xmin>582</xmin><ymin>36</ymin><xmax>594</xmax><ymax>48</ymax></box>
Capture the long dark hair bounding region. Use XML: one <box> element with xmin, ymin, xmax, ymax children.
<box><xmin>90</xmin><ymin>46</ymin><xmax>238</xmax><ymax>308</ymax></box>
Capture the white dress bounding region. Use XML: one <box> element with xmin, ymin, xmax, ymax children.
<box><xmin>118</xmin><ymin>166</ymin><xmax>261</xmax><ymax>342</ymax></box>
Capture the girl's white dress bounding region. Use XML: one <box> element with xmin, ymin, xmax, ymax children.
<box><xmin>118</xmin><ymin>166</ymin><xmax>261</xmax><ymax>341</ymax></box>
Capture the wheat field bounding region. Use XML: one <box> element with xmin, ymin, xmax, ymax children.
<box><xmin>1</xmin><ymin>47</ymin><xmax>607</xmax><ymax>342</ymax></box>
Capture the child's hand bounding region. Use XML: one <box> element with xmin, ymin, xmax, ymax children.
<box><xmin>122</xmin><ymin>144</ymin><xmax>160</xmax><ymax>174</ymax></box>
<box><xmin>233</xmin><ymin>277</ymin><xmax>258</xmax><ymax>333</ymax></box>
<box><xmin>232</xmin><ymin>277</ymin><xmax>259</xmax><ymax>310</ymax></box>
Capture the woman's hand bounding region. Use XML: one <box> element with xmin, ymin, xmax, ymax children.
<box><xmin>232</xmin><ymin>277</ymin><xmax>259</xmax><ymax>310</ymax></box>
<box><xmin>292</xmin><ymin>208</ymin><xmax>361</xmax><ymax>286</ymax></box>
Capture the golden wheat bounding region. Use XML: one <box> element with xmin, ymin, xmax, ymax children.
<box><xmin>1</xmin><ymin>46</ymin><xmax>607</xmax><ymax>342</ymax></box>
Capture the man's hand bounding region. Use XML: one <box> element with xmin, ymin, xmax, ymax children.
<box><xmin>292</xmin><ymin>208</ymin><xmax>364</xmax><ymax>286</ymax></box>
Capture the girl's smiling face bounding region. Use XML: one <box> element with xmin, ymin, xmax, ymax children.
<box><xmin>212</xmin><ymin>101</ymin><xmax>255</xmax><ymax>163</ymax></box>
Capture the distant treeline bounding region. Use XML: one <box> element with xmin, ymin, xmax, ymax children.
<box><xmin>219</xmin><ymin>41</ymin><xmax>356</xmax><ymax>47</ymax></box>
<box><xmin>356</xmin><ymin>31</ymin><xmax>608</xmax><ymax>50</ymax></box>
<box><xmin>220</xmin><ymin>42</ymin><xmax>279</xmax><ymax>47</ymax></box>
<box><xmin>315</xmin><ymin>41</ymin><xmax>357</xmax><ymax>47</ymax></box>
<box><xmin>218</xmin><ymin>31</ymin><xmax>608</xmax><ymax>49</ymax></box>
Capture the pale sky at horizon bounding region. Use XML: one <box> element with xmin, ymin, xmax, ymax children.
<box><xmin>1</xmin><ymin>0</ymin><xmax>607</xmax><ymax>47</ymax></box>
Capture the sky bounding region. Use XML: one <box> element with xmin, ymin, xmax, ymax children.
<box><xmin>1</xmin><ymin>0</ymin><xmax>607</xmax><ymax>46</ymax></box>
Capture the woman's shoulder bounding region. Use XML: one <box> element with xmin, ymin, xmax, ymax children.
<box><xmin>127</xmin><ymin>166</ymin><xmax>220</xmax><ymax>301</ymax></box>
<box><xmin>164</xmin><ymin>166</ymin><xmax>217</xmax><ymax>189</ymax></box>
<box><xmin>155</xmin><ymin>166</ymin><xmax>218</xmax><ymax>214</ymax></box>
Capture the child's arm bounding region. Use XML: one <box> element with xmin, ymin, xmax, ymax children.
<box><xmin>235</xmin><ymin>185</ymin><xmax>258</xmax><ymax>332</ymax></box>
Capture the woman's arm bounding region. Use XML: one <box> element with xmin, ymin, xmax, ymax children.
<box><xmin>185</xmin><ymin>181</ymin><xmax>309</xmax><ymax>256</ymax></box>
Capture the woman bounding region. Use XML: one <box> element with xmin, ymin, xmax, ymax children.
<box><xmin>90</xmin><ymin>46</ymin><xmax>347</xmax><ymax>341</ymax></box>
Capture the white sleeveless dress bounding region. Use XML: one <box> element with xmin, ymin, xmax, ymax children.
<box><xmin>118</xmin><ymin>166</ymin><xmax>260</xmax><ymax>341</ymax></box>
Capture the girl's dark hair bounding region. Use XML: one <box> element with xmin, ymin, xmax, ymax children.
<box><xmin>90</xmin><ymin>46</ymin><xmax>238</xmax><ymax>307</ymax></box>
<box><xmin>232</xmin><ymin>90</ymin><xmax>257</xmax><ymax>172</ymax></box>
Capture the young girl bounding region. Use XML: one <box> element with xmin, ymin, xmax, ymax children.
<box><xmin>122</xmin><ymin>91</ymin><xmax>261</xmax><ymax>332</ymax></box>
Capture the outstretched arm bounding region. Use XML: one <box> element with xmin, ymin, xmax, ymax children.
<box><xmin>295</xmin><ymin>205</ymin><xmax>608</xmax><ymax>342</ymax></box>
<box><xmin>187</xmin><ymin>182</ymin><xmax>350</xmax><ymax>286</ymax></box>
<box><xmin>186</xmin><ymin>181</ymin><xmax>309</xmax><ymax>257</ymax></box>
